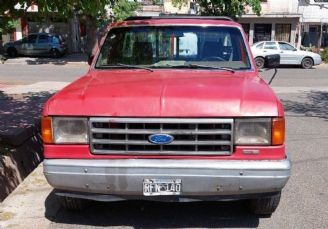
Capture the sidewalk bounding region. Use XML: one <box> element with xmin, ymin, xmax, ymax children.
<box><xmin>317</xmin><ymin>62</ymin><xmax>328</xmax><ymax>68</ymax></box>
<box><xmin>1</xmin><ymin>82</ymin><xmax>69</xmax><ymax>95</ymax></box>
<box><xmin>0</xmin><ymin>164</ymin><xmax>57</xmax><ymax>229</ymax></box>
<box><xmin>2</xmin><ymin>53</ymin><xmax>88</xmax><ymax>66</ymax></box>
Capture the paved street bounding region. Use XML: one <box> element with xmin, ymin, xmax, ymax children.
<box><xmin>0</xmin><ymin>63</ymin><xmax>88</xmax><ymax>85</ymax></box>
<box><xmin>0</xmin><ymin>64</ymin><xmax>328</xmax><ymax>228</ymax></box>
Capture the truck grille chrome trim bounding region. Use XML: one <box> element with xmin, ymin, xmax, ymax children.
<box><xmin>89</xmin><ymin>118</ymin><xmax>234</xmax><ymax>155</ymax></box>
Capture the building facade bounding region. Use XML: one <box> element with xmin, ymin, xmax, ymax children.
<box><xmin>298</xmin><ymin>0</ymin><xmax>328</xmax><ymax>48</ymax></box>
<box><xmin>3</xmin><ymin>0</ymin><xmax>328</xmax><ymax>53</ymax></box>
<box><xmin>239</xmin><ymin>0</ymin><xmax>302</xmax><ymax>47</ymax></box>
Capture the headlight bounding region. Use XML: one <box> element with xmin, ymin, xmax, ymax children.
<box><xmin>53</xmin><ymin>117</ymin><xmax>89</xmax><ymax>144</ymax></box>
<box><xmin>234</xmin><ymin>118</ymin><xmax>271</xmax><ymax>145</ymax></box>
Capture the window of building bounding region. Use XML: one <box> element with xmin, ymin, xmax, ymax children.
<box><xmin>254</xmin><ymin>24</ymin><xmax>272</xmax><ymax>43</ymax></box>
<box><xmin>275</xmin><ymin>24</ymin><xmax>291</xmax><ymax>42</ymax></box>
<box><xmin>309</xmin><ymin>25</ymin><xmax>320</xmax><ymax>33</ymax></box>
<box><xmin>241</xmin><ymin>23</ymin><xmax>250</xmax><ymax>40</ymax></box>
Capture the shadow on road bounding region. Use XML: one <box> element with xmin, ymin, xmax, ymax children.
<box><xmin>44</xmin><ymin>192</ymin><xmax>260</xmax><ymax>228</ymax></box>
<box><xmin>0</xmin><ymin>91</ymin><xmax>52</xmax><ymax>145</ymax></box>
<box><xmin>282</xmin><ymin>91</ymin><xmax>328</xmax><ymax>120</ymax></box>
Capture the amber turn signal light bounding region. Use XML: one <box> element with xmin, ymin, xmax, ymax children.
<box><xmin>272</xmin><ymin>117</ymin><xmax>285</xmax><ymax>145</ymax></box>
<box><xmin>41</xmin><ymin>117</ymin><xmax>53</xmax><ymax>144</ymax></box>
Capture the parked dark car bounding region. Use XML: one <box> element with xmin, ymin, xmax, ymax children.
<box><xmin>4</xmin><ymin>33</ymin><xmax>67</xmax><ymax>58</ymax></box>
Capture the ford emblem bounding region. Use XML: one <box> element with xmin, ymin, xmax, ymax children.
<box><xmin>148</xmin><ymin>134</ymin><xmax>174</xmax><ymax>145</ymax></box>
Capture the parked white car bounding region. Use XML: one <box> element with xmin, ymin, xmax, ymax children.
<box><xmin>251</xmin><ymin>41</ymin><xmax>322</xmax><ymax>69</ymax></box>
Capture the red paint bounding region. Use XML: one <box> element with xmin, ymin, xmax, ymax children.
<box><xmin>112</xmin><ymin>19</ymin><xmax>241</xmax><ymax>28</ymax></box>
<box><xmin>43</xmin><ymin>144</ymin><xmax>286</xmax><ymax>160</ymax></box>
<box><xmin>21</xmin><ymin>18</ymin><xmax>28</xmax><ymax>37</ymax></box>
<box><xmin>43</xmin><ymin>70</ymin><xmax>283</xmax><ymax>117</ymax></box>
<box><xmin>11</xmin><ymin>28</ymin><xmax>16</xmax><ymax>41</ymax></box>
<box><xmin>43</xmin><ymin>18</ymin><xmax>285</xmax><ymax>161</ymax></box>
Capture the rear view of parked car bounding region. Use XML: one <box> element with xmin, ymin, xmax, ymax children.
<box><xmin>252</xmin><ymin>41</ymin><xmax>322</xmax><ymax>69</ymax></box>
<box><xmin>4</xmin><ymin>33</ymin><xmax>67</xmax><ymax>58</ymax></box>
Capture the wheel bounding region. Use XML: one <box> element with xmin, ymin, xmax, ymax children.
<box><xmin>255</xmin><ymin>57</ymin><xmax>265</xmax><ymax>69</ymax></box>
<box><xmin>7</xmin><ymin>47</ymin><xmax>17</xmax><ymax>58</ymax></box>
<box><xmin>301</xmin><ymin>57</ymin><xmax>313</xmax><ymax>69</ymax></box>
<box><xmin>50</xmin><ymin>49</ymin><xmax>60</xmax><ymax>58</ymax></box>
<box><xmin>248</xmin><ymin>192</ymin><xmax>281</xmax><ymax>215</ymax></box>
<box><xmin>58</xmin><ymin>196</ymin><xmax>87</xmax><ymax>211</ymax></box>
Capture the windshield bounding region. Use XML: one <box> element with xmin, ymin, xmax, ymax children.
<box><xmin>95</xmin><ymin>26</ymin><xmax>251</xmax><ymax>70</ymax></box>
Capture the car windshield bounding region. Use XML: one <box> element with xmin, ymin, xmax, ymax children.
<box><xmin>95</xmin><ymin>26</ymin><xmax>251</xmax><ymax>70</ymax></box>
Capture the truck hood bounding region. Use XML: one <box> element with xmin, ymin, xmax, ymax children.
<box><xmin>44</xmin><ymin>70</ymin><xmax>282</xmax><ymax>117</ymax></box>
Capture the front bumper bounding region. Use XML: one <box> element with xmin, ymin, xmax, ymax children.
<box><xmin>44</xmin><ymin>158</ymin><xmax>291</xmax><ymax>201</ymax></box>
<box><xmin>313</xmin><ymin>56</ymin><xmax>322</xmax><ymax>65</ymax></box>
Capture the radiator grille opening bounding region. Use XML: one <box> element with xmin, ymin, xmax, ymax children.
<box><xmin>90</xmin><ymin>118</ymin><xmax>234</xmax><ymax>155</ymax></box>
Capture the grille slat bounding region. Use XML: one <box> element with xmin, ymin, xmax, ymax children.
<box><xmin>91</xmin><ymin>128</ymin><xmax>232</xmax><ymax>135</ymax></box>
<box><xmin>91</xmin><ymin>139</ymin><xmax>231</xmax><ymax>146</ymax></box>
<box><xmin>90</xmin><ymin>118</ymin><xmax>233</xmax><ymax>155</ymax></box>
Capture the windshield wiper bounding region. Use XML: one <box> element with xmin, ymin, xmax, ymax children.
<box><xmin>186</xmin><ymin>64</ymin><xmax>235</xmax><ymax>73</ymax></box>
<box><xmin>99</xmin><ymin>63</ymin><xmax>154</xmax><ymax>72</ymax></box>
<box><xmin>151</xmin><ymin>63</ymin><xmax>235</xmax><ymax>73</ymax></box>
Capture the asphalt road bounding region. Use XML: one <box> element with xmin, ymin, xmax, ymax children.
<box><xmin>1</xmin><ymin>64</ymin><xmax>328</xmax><ymax>228</ymax></box>
<box><xmin>0</xmin><ymin>64</ymin><xmax>88</xmax><ymax>85</ymax></box>
<box><xmin>0</xmin><ymin>63</ymin><xmax>327</xmax><ymax>87</ymax></box>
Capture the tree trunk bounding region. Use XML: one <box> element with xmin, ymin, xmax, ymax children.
<box><xmin>70</xmin><ymin>10</ymin><xmax>81</xmax><ymax>53</ymax></box>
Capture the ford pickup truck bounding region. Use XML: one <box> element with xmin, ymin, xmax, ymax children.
<box><xmin>41</xmin><ymin>16</ymin><xmax>291</xmax><ymax>215</ymax></box>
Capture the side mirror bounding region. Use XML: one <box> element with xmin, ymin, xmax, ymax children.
<box><xmin>88</xmin><ymin>55</ymin><xmax>94</xmax><ymax>66</ymax></box>
<box><xmin>264</xmin><ymin>54</ymin><xmax>280</xmax><ymax>69</ymax></box>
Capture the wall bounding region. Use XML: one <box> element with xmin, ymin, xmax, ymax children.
<box><xmin>298</xmin><ymin>0</ymin><xmax>328</xmax><ymax>23</ymax></box>
<box><xmin>163</xmin><ymin>0</ymin><xmax>190</xmax><ymax>14</ymax></box>
<box><xmin>239</xmin><ymin>17</ymin><xmax>299</xmax><ymax>46</ymax></box>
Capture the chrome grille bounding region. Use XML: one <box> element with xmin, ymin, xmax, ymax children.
<box><xmin>89</xmin><ymin>118</ymin><xmax>234</xmax><ymax>155</ymax></box>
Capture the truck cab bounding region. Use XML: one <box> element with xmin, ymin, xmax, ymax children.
<box><xmin>42</xmin><ymin>16</ymin><xmax>290</xmax><ymax>215</ymax></box>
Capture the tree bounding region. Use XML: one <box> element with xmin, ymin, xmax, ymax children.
<box><xmin>113</xmin><ymin>0</ymin><xmax>140</xmax><ymax>22</ymax></box>
<box><xmin>0</xmin><ymin>0</ymin><xmax>139</xmax><ymax>34</ymax></box>
<box><xmin>0</xmin><ymin>0</ymin><xmax>139</xmax><ymax>53</ymax></box>
<box><xmin>172</xmin><ymin>0</ymin><xmax>262</xmax><ymax>19</ymax></box>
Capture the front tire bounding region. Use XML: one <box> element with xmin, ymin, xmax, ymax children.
<box><xmin>255</xmin><ymin>57</ymin><xmax>265</xmax><ymax>69</ymax></box>
<box><xmin>301</xmin><ymin>57</ymin><xmax>313</xmax><ymax>69</ymax></box>
<box><xmin>58</xmin><ymin>196</ymin><xmax>88</xmax><ymax>211</ymax></box>
<box><xmin>248</xmin><ymin>192</ymin><xmax>281</xmax><ymax>215</ymax></box>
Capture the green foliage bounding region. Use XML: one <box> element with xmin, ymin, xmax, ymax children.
<box><xmin>321</xmin><ymin>48</ymin><xmax>328</xmax><ymax>63</ymax></box>
<box><xmin>0</xmin><ymin>18</ymin><xmax>20</xmax><ymax>34</ymax></box>
<box><xmin>0</xmin><ymin>0</ymin><xmax>112</xmax><ymax>31</ymax></box>
<box><xmin>112</xmin><ymin>0</ymin><xmax>140</xmax><ymax>22</ymax></box>
<box><xmin>171</xmin><ymin>0</ymin><xmax>188</xmax><ymax>9</ymax></box>
<box><xmin>0</xmin><ymin>0</ymin><xmax>139</xmax><ymax>31</ymax></box>
<box><xmin>173</xmin><ymin>0</ymin><xmax>262</xmax><ymax>19</ymax></box>
<box><xmin>0</xmin><ymin>0</ymin><xmax>114</xmax><ymax>18</ymax></box>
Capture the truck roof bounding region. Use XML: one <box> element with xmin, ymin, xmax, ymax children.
<box><xmin>110</xmin><ymin>15</ymin><xmax>241</xmax><ymax>28</ymax></box>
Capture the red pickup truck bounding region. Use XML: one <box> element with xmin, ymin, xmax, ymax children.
<box><xmin>41</xmin><ymin>16</ymin><xmax>290</xmax><ymax>215</ymax></box>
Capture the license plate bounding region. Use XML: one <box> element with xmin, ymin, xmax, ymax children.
<box><xmin>143</xmin><ymin>179</ymin><xmax>182</xmax><ymax>196</ymax></box>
